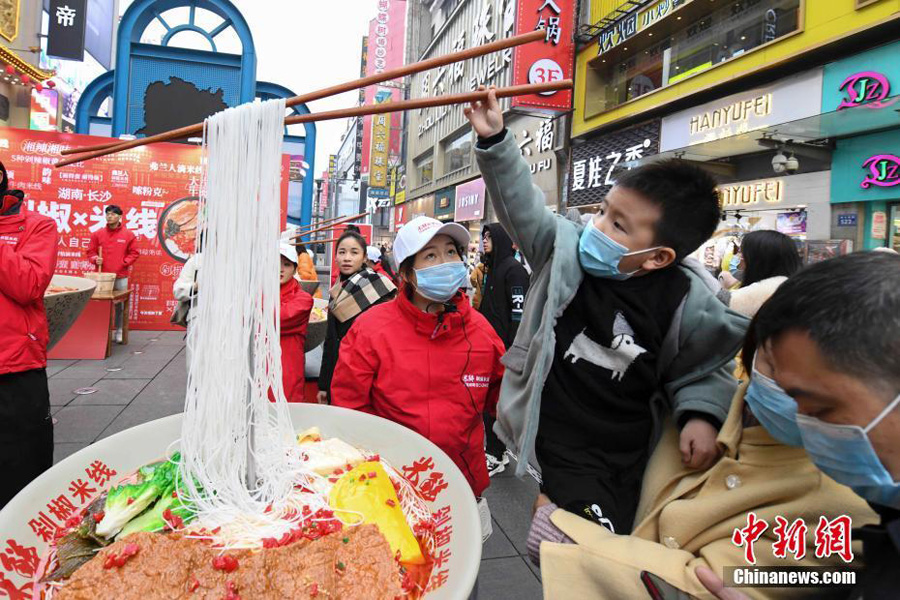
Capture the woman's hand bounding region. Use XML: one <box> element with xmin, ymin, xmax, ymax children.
<box><xmin>316</xmin><ymin>391</ymin><xmax>328</xmax><ymax>405</ymax></box>
<box><xmin>464</xmin><ymin>85</ymin><xmax>504</xmax><ymax>138</ymax></box>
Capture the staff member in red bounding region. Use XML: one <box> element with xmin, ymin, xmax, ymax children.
<box><xmin>279</xmin><ymin>241</ymin><xmax>314</xmax><ymax>403</ymax></box>
<box><xmin>331</xmin><ymin>216</ymin><xmax>505</xmax><ymax>538</ymax></box>
<box><xmin>0</xmin><ymin>162</ymin><xmax>58</xmax><ymax>507</ymax></box>
<box><xmin>87</xmin><ymin>205</ymin><xmax>139</xmax><ymax>343</ymax></box>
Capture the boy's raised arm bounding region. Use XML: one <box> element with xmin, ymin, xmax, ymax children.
<box><xmin>468</xmin><ymin>87</ymin><xmax>558</xmax><ymax>272</ymax></box>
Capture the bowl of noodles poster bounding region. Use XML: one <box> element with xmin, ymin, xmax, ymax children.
<box><xmin>158</xmin><ymin>197</ymin><xmax>200</xmax><ymax>263</ymax></box>
<box><xmin>0</xmin><ymin>404</ymin><xmax>480</xmax><ymax>599</ymax></box>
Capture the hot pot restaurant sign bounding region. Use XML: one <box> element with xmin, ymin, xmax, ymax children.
<box><xmin>511</xmin><ymin>0</ymin><xmax>576</xmax><ymax>111</ymax></box>
<box><xmin>0</xmin><ymin>128</ymin><xmax>289</xmax><ymax>330</ymax></box>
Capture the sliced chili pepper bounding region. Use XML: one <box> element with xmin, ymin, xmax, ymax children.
<box><xmin>188</xmin><ymin>578</ymin><xmax>200</xmax><ymax>593</ymax></box>
<box><xmin>93</xmin><ymin>511</ymin><xmax>105</xmax><ymax>523</ymax></box>
<box><xmin>385</xmin><ymin>499</ymin><xmax>396</xmax><ymax>507</ymax></box>
<box><xmin>367</xmin><ymin>471</ymin><xmax>377</xmax><ymax>479</ymax></box>
<box><xmin>359</xmin><ymin>473</ymin><xmax>367</xmax><ymax>482</ymax></box>
<box><xmin>126</xmin><ymin>497</ymin><xmax>134</xmax><ymax>505</ymax></box>
<box><xmin>308</xmin><ymin>582</ymin><xmax>319</xmax><ymax>597</ymax></box>
<box><xmin>122</xmin><ymin>543</ymin><xmax>140</xmax><ymax>557</ymax></box>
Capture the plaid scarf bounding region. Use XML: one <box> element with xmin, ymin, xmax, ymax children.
<box><xmin>329</xmin><ymin>267</ymin><xmax>396</xmax><ymax>323</ymax></box>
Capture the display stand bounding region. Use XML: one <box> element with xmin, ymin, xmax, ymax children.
<box><xmin>48</xmin><ymin>290</ymin><xmax>132</xmax><ymax>360</ymax></box>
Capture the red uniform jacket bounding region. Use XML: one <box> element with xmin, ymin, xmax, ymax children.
<box><xmin>280</xmin><ymin>278</ymin><xmax>314</xmax><ymax>403</ymax></box>
<box><xmin>331</xmin><ymin>290</ymin><xmax>506</xmax><ymax>497</ymax></box>
<box><xmin>87</xmin><ymin>225</ymin><xmax>139</xmax><ymax>278</ymax></box>
<box><xmin>0</xmin><ymin>205</ymin><xmax>58</xmax><ymax>375</ymax></box>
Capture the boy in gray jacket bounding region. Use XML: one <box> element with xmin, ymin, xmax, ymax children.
<box><xmin>466</xmin><ymin>89</ymin><xmax>748</xmax><ymax>540</ymax></box>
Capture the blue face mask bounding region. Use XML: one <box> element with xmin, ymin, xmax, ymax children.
<box><xmin>729</xmin><ymin>255</ymin><xmax>742</xmax><ymax>274</ymax></box>
<box><xmin>797</xmin><ymin>393</ymin><xmax>900</xmax><ymax>509</ymax></box>
<box><xmin>578</xmin><ymin>222</ymin><xmax>659</xmax><ymax>280</ymax></box>
<box><xmin>744</xmin><ymin>363</ymin><xmax>803</xmax><ymax>447</ymax></box>
<box><xmin>414</xmin><ymin>261</ymin><xmax>468</xmax><ymax>303</ymax></box>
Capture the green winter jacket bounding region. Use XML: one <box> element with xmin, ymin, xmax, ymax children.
<box><xmin>474</xmin><ymin>130</ymin><xmax>750</xmax><ymax>479</ymax></box>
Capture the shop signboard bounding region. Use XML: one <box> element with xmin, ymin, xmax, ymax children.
<box><xmin>837</xmin><ymin>214</ymin><xmax>857</xmax><ymax>227</ymax></box>
<box><xmin>823</xmin><ymin>40</ymin><xmax>900</xmax><ymax>113</ymax></box>
<box><xmin>568</xmin><ymin>119</ymin><xmax>660</xmax><ymax>208</ymax></box>
<box><xmin>831</xmin><ymin>129</ymin><xmax>900</xmax><ymax>203</ymax></box>
<box><xmin>718</xmin><ymin>177</ymin><xmax>783</xmax><ymax>208</ymax></box>
<box><xmin>659</xmin><ymin>69</ymin><xmax>823</xmax><ymax>152</ymax></box>
<box><xmin>434</xmin><ymin>188</ymin><xmax>456</xmax><ymax>222</ymax></box>
<box><xmin>595</xmin><ymin>0</ymin><xmax>692</xmax><ymax>56</ymax></box>
<box><xmin>48</xmin><ymin>0</ymin><xmax>87</xmax><ymax>61</ymax></box>
<box><xmin>510</xmin><ymin>0</ymin><xmax>576</xmax><ymax>111</ymax></box>
<box><xmin>455</xmin><ymin>178</ymin><xmax>487</xmax><ymax>222</ymax></box>
<box><xmin>776</xmin><ymin>211</ymin><xmax>807</xmax><ymax>237</ymax></box>
<box><xmin>872</xmin><ymin>211</ymin><xmax>887</xmax><ymax>240</ymax></box>
<box><xmin>30</xmin><ymin>90</ymin><xmax>59</xmax><ymax>132</ymax></box>
<box><xmin>0</xmin><ymin>128</ymin><xmax>289</xmax><ymax>330</ymax></box>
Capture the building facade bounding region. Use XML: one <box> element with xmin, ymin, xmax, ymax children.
<box><xmin>571</xmin><ymin>0</ymin><xmax>900</xmax><ymax>268</ymax></box>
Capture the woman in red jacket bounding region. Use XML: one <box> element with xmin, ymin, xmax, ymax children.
<box><xmin>279</xmin><ymin>242</ymin><xmax>314</xmax><ymax>403</ymax></box>
<box><xmin>0</xmin><ymin>163</ymin><xmax>58</xmax><ymax>508</ymax></box>
<box><xmin>331</xmin><ymin>217</ymin><xmax>506</xmax><ymax>512</ymax></box>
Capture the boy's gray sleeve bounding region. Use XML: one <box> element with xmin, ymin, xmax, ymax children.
<box><xmin>475</xmin><ymin>130</ymin><xmax>558</xmax><ymax>273</ymax></box>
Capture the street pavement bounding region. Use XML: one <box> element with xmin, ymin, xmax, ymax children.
<box><xmin>47</xmin><ymin>329</ymin><xmax>544</xmax><ymax>599</ymax></box>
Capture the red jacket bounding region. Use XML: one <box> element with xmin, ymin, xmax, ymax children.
<box><xmin>0</xmin><ymin>205</ymin><xmax>58</xmax><ymax>375</ymax></box>
<box><xmin>87</xmin><ymin>224</ymin><xmax>139</xmax><ymax>278</ymax></box>
<box><xmin>331</xmin><ymin>289</ymin><xmax>506</xmax><ymax>497</ymax></box>
<box><xmin>281</xmin><ymin>278</ymin><xmax>314</xmax><ymax>403</ymax></box>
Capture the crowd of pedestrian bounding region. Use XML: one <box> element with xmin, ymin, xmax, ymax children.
<box><xmin>3</xmin><ymin>84</ymin><xmax>900</xmax><ymax>598</ymax></box>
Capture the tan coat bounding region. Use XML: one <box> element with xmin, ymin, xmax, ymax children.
<box><xmin>470</xmin><ymin>263</ymin><xmax>485</xmax><ymax>310</ymax></box>
<box><xmin>540</xmin><ymin>383</ymin><xmax>878</xmax><ymax>599</ymax></box>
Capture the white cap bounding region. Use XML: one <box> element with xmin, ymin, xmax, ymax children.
<box><xmin>279</xmin><ymin>240</ymin><xmax>298</xmax><ymax>264</ymax></box>
<box><xmin>367</xmin><ymin>246</ymin><xmax>382</xmax><ymax>262</ymax></box>
<box><xmin>393</xmin><ymin>216</ymin><xmax>471</xmax><ymax>267</ymax></box>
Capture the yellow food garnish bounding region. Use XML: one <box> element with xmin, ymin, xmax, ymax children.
<box><xmin>329</xmin><ymin>461</ymin><xmax>425</xmax><ymax>564</ymax></box>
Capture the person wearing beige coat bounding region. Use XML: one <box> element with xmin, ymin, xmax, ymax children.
<box><xmin>539</xmin><ymin>381</ymin><xmax>878</xmax><ymax>599</ymax></box>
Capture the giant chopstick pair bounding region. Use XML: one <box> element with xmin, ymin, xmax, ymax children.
<box><xmin>56</xmin><ymin>30</ymin><xmax>572</xmax><ymax>168</ymax></box>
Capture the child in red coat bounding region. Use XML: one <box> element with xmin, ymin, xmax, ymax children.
<box><xmin>279</xmin><ymin>242</ymin><xmax>314</xmax><ymax>402</ymax></box>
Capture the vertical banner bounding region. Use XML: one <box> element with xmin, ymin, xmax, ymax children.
<box><xmin>511</xmin><ymin>0</ymin><xmax>576</xmax><ymax>111</ymax></box>
<box><xmin>30</xmin><ymin>90</ymin><xmax>59</xmax><ymax>132</ymax></box>
<box><xmin>48</xmin><ymin>0</ymin><xmax>88</xmax><ymax>61</ymax></box>
<box><xmin>369</xmin><ymin>97</ymin><xmax>391</xmax><ymax>191</ymax></box>
<box><xmin>0</xmin><ymin>128</ymin><xmax>288</xmax><ymax>330</ymax></box>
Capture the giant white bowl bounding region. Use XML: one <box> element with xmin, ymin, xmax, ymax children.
<box><xmin>44</xmin><ymin>274</ymin><xmax>97</xmax><ymax>350</ymax></box>
<box><xmin>0</xmin><ymin>404</ymin><xmax>480</xmax><ymax>599</ymax></box>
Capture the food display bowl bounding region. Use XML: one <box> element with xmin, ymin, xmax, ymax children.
<box><xmin>0</xmin><ymin>404</ymin><xmax>480</xmax><ymax>599</ymax></box>
<box><xmin>304</xmin><ymin>298</ymin><xmax>328</xmax><ymax>352</ymax></box>
<box><xmin>44</xmin><ymin>275</ymin><xmax>98</xmax><ymax>350</ymax></box>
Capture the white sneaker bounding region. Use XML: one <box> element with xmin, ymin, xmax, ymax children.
<box><xmin>114</xmin><ymin>329</ymin><xmax>123</xmax><ymax>344</ymax></box>
<box><xmin>477</xmin><ymin>497</ymin><xmax>493</xmax><ymax>543</ymax></box>
<box><xmin>486</xmin><ymin>453</ymin><xmax>509</xmax><ymax>477</ymax></box>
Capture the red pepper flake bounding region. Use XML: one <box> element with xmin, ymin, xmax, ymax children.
<box><xmin>126</xmin><ymin>497</ymin><xmax>134</xmax><ymax>505</ymax></box>
<box><xmin>122</xmin><ymin>543</ymin><xmax>140</xmax><ymax>557</ymax></box>
<box><xmin>188</xmin><ymin>578</ymin><xmax>200</xmax><ymax>593</ymax></box>
<box><xmin>333</xmin><ymin>468</ymin><xmax>343</xmax><ymax>475</ymax></box>
<box><xmin>92</xmin><ymin>511</ymin><xmax>105</xmax><ymax>523</ymax></box>
<box><xmin>367</xmin><ymin>471</ymin><xmax>377</xmax><ymax>479</ymax></box>
<box><xmin>211</xmin><ymin>527</ymin><xmax>222</xmax><ymax>534</ymax></box>
<box><xmin>371</xmin><ymin>454</ymin><xmax>381</xmax><ymax>462</ymax></box>
<box><xmin>359</xmin><ymin>474</ymin><xmax>366</xmax><ymax>482</ymax></box>
<box><xmin>308</xmin><ymin>582</ymin><xmax>319</xmax><ymax>597</ymax></box>
<box><xmin>328</xmin><ymin>477</ymin><xmax>337</xmax><ymax>484</ymax></box>
<box><xmin>212</xmin><ymin>555</ymin><xmax>239</xmax><ymax>573</ymax></box>
<box><xmin>346</xmin><ymin>463</ymin><xmax>353</xmax><ymax>471</ymax></box>
<box><xmin>102</xmin><ymin>554</ymin><xmax>117</xmax><ymax>570</ymax></box>
<box><xmin>385</xmin><ymin>499</ymin><xmax>396</xmax><ymax>508</ymax></box>
<box><xmin>224</xmin><ymin>580</ymin><xmax>240</xmax><ymax>600</ymax></box>
<box><xmin>172</xmin><ymin>491</ymin><xmax>178</xmax><ymax>498</ymax></box>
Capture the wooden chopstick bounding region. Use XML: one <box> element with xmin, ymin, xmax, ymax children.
<box><xmin>292</xmin><ymin>212</ymin><xmax>368</xmax><ymax>240</ymax></box>
<box><xmin>55</xmin><ymin>80</ymin><xmax>571</xmax><ymax>168</ymax></box>
<box><xmin>59</xmin><ymin>29</ymin><xmax>546</xmax><ymax>158</ymax></box>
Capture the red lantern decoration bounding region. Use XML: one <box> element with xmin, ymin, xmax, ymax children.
<box><xmin>46</xmin><ymin>80</ymin><xmax>56</xmax><ymax>88</ymax></box>
<box><xmin>34</xmin><ymin>84</ymin><xmax>43</xmax><ymax>92</ymax></box>
<box><xmin>4</xmin><ymin>65</ymin><xmax>14</xmax><ymax>75</ymax></box>
<box><xmin>20</xmin><ymin>75</ymin><xmax>30</xmax><ymax>85</ymax></box>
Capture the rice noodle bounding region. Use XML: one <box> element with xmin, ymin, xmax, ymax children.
<box><xmin>177</xmin><ymin>98</ymin><xmax>316</xmax><ymax>543</ymax></box>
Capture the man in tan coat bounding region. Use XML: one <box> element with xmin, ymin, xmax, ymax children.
<box><xmin>539</xmin><ymin>381</ymin><xmax>877</xmax><ymax>599</ymax></box>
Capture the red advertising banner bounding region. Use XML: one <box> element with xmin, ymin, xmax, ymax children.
<box><xmin>329</xmin><ymin>222</ymin><xmax>374</xmax><ymax>286</ymax></box>
<box><xmin>0</xmin><ymin>128</ymin><xmax>289</xmax><ymax>331</ymax></box>
<box><xmin>511</xmin><ymin>0</ymin><xmax>576</xmax><ymax>111</ymax></box>
<box><xmin>360</xmin><ymin>0</ymin><xmax>406</xmax><ymax>176</ymax></box>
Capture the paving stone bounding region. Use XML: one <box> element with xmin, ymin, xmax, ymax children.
<box><xmin>48</xmin><ymin>377</ymin><xmax>103</xmax><ymax>406</ymax></box>
<box><xmin>46</xmin><ymin>359</ymin><xmax>76</xmax><ymax>377</ymax></box>
<box><xmin>102</xmin><ymin>358</ymin><xmax>172</xmax><ymax>380</ymax></box>
<box><xmin>53</xmin><ymin>442</ymin><xmax>88</xmax><ymax>464</ymax></box>
<box><xmin>476</xmin><ymin>556</ymin><xmax>542</xmax><ymax>600</ymax></box>
<box><xmin>483</xmin><ymin>472</ymin><xmax>540</xmax><ymax>555</ymax></box>
<box><xmin>53</xmin><ymin>405</ymin><xmax>124</xmax><ymax>443</ymax></box>
<box><xmin>67</xmin><ymin>378</ymin><xmax>152</xmax><ymax>406</ymax></box>
<box><xmin>483</xmin><ymin>518</ymin><xmax>519</xmax><ymax>559</ymax></box>
<box><xmin>96</xmin><ymin>400</ymin><xmax>182</xmax><ymax>441</ymax></box>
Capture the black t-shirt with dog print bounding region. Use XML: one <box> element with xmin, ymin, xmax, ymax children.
<box><xmin>536</xmin><ymin>265</ymin><xmax>689</xmax><ymax>533</ymax></box>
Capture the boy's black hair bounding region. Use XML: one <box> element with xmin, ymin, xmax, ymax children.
<box><xmin>740</xmin><ymin>230</ymin><xmax>802</xmax><ymax>287</ymax></box>
<box><xmin>105</xmin><ymin>204</ymin><xmax>123</xmax><ymax>215</ymax></box>
<box><xmin>754</xmin><ymin>252</ymin><xmax>900</xmax><ymax>396</ymax></box>
<box><xmin>614</xmin><ymin>159</ymin><xmax>720</xmax><ymax>259</ymax></box>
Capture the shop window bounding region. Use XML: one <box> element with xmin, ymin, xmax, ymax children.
<box><xmin>443</xmin><ymin>130</ymin><xmax>473</xmax><ymax>174</ymax></box>
<box><xmin>415</xmin><ymin>151</ymin><xmax>434</xmax><ymax>186</ymax></box>
<box><xmin>589</xmin><ymin>0</ymin><xmax>801</xmax><ymax>114</ymax></box>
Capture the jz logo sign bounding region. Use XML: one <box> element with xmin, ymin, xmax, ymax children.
<box><xmin>861</xmin><ymin>154</ymin><xmax>900</xmax><ymax>189</ymax></box>
<box><xmin>838</xmin><ymin>72</ymin><xmax>890</xmax><ymax>110</ymax></box>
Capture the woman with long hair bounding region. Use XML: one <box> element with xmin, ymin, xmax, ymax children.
<box><xmin>721</xmin><ymin>230</ymin><xmax>802</xmax><ymax>317</ymax></box>
<box><xmin>330</xmin><ymin>217</ymin><xmax>505</xmax><ymax>538</ymax></box>
<box><xmin>316</xmin><ymin>230</ymin><xmax>396</xmax><ymax>404</ymax></box>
